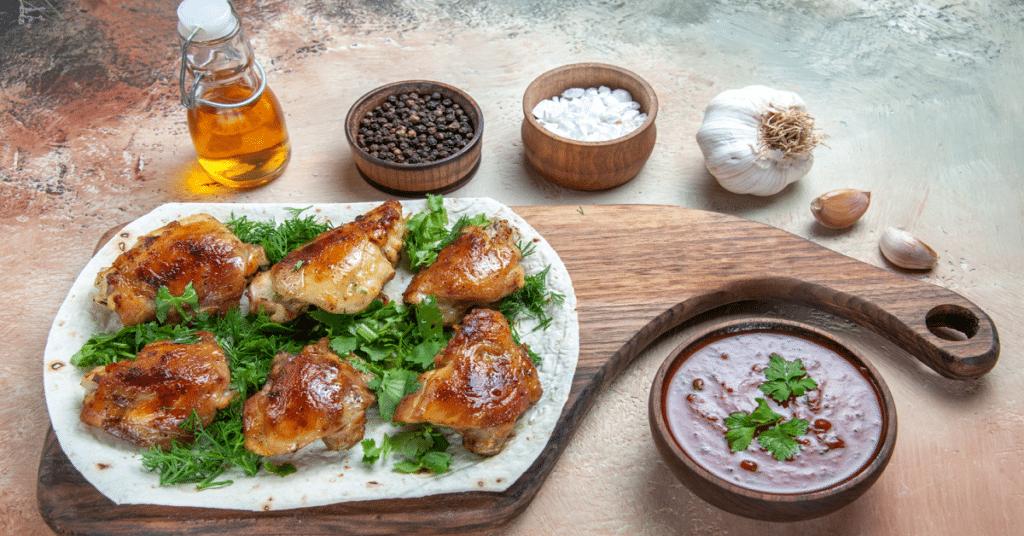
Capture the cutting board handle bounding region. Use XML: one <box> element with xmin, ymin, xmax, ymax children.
<box><xmin>656</xmin><ymin>277</ymin><xmax>999</xmax><ymax>381</ymax></box>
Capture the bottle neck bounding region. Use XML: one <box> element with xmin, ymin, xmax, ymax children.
<box><xmin>179</xmin><ymin>21</ymin><xmax>265</xmax><ymax>108</ymax></box>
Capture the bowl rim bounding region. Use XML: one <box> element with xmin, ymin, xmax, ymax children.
<box><xmin>521</xmin><ymin>62</ymin><xmax>659</xmax><ymax>147</ymax></box>
<box><xmin>649</xmin><ymin>317</ymin><xmax>898</xmax><ymax>504</ymax></box>
<box><xmin>345</xmin><ymin>79</ymin><xmax>484</xmax><ymax>170</ymax></box>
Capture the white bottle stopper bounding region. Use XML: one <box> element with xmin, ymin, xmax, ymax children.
<box><xmin>177</xmin><ymin>0</ymin><xmax>238</xmax><ymax>41</ymax></box>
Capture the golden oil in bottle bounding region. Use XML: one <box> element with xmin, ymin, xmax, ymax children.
<box><xmin>187</xmin><ymin>84</ymin><xmax>291</xmax><ymax>188</ymax></box>
<box><xmin>177</xmin><ymin>0</ymin><xmax>290</xmax><ymax>189</ymax></box>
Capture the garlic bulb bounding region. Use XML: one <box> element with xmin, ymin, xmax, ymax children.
<box><xmin>879</xmin><ymin>227</ymin><xmax>938</xmax><ymax>270</ymax></box>
<box><xmin>696</xmin><ymin>85</ymin><xmax>825</xmax><ymax>196</ymax></box>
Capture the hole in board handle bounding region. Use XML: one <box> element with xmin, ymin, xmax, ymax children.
<box><xmin>925</xmin><ymin>304</ymin><xmax>980</xmax><ymax>341</ymax></box>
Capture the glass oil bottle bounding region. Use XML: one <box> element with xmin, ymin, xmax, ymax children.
<box><xmin>177</xmin><ymin>0</ymin><xmax>290</xmax><ymax>188</ymax></box>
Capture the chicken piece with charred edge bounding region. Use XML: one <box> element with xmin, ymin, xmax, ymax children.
<box><xmin>403</xmin><ymin>219</ymin><xmax>525</xmax><ymax>326</ymax></box>
<box><xmin>94</xmin><ymin>213</ymin><xmax>269</xmax><ymax>326</ymax></box>
<box><xmin>393</xmin><ymin>308</ymin><xmax>543</xmax><ymax>456</ymax></box>
<box><xmin>243</xmin><ymin>338</ymin><xmax>376</xmax><ymax>456</ymax></box>
<box><xmin>248</xmin><ymin>200</ymin><xmax>406</xmax><ymax>323</ymax></box>
<box><xmin>79</xmin><ymin>331</ymin><xmax>235</xmax><ymax>449</ymax></box>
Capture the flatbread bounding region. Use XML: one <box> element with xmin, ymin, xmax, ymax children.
<box><xmin>43</xmin><ymin>198</ymin><xmax>579</xmax><ymax>511</ymax></box>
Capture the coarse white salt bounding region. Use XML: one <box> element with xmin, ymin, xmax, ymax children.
<box><xmin>531</xmin><ymin>86</ymin><xmax>648</xmax><ymax>142</ymax></box>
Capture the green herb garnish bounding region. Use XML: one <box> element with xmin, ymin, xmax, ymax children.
<box><xmin>264</xmin><ymin>461</ymin><xmax>298</xmax><ymax>477</ymax></box>
<box><xmin>723</xmin><ymin>353</ymin><xmax>819</xmax><ymax>461</ymax></box>
<box><xmin>140</xmin><ymin>404</ymin><xmax>261</xmax><ymax>489</ymax></box>
<box><xmin>724</xmin><ymin>398</ymin><xmax>810</xmax><ymax>461</ymax></box>
<box><xmin>403</xmin><ymin>194</ymin><xmax>448</xmax><ymax>271</ymax></box>
<box><xmin>757</xmin><ymin>417</ymin><xmax>810</xmax><ymax>461</ymax></box>
<box><xmin>724</xmin><ymin>397</ymin><xmax>783</xmax><ymax>453</ymax></box>
<box><xmin>499</xmin><ymin>266</ymin><xmax>565</xmax><ymax>332</ymax></box>
<box><xmin>361</xmin><ymin>424</ymin><xmax>451</xmax><ymax>474</ymax></box>
<box><xmin>498</xmin><ymin>266</ymin><xmax>566</xmax><ymax>364</ymax></box>
<box><xmin>517</xmin><ymin>239</ymin><xmax>537</xmax><ymax>258</ymax></box>
<box><xmin>404</xmin><ymin>194</ymin><xmax>490</xmax><ymax>271</ymax></box>
<box><xmin>71</xmin><ymin>321</ymin><xmax>194</xmax><ymax>368</ymax></box>
<box><xmin>759</xmin><ymin>353</ymin><xmax>818</xmax><ymax>403</ymax></box>
<box><xmin>155</xmin><ymin>281</ymin><xmax>200</xmax><ymax>324</ymax></box>
<box><xmin>226</xmin><ymin>206</ymin><xmax>332</xmax><ymax>264</ymax></box>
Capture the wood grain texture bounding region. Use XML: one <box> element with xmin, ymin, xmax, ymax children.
<box><xmin>37</xmin><ymin>204</ymin><xmax>998</xmax><ymax>535</ymax></box>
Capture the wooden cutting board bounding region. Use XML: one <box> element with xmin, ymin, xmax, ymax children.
<box><xmin>37</xmin><ymin>204</ymin><xmax>998</xmax><ymax>535</ymax></box>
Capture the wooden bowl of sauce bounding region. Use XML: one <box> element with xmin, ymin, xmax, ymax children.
<box><xmin>649</xmin><ymin>319</ymin><xmax>897</xmax><ymax>521</ymax></box>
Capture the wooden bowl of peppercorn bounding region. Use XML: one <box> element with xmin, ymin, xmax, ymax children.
<box><xmin>522</xmin><ymin>63</ymin><xmax>658</xmax><ymax>190</ymax></box>
<box><xmin>346</xmin><ymin>80</ymin><xmax>483</xmax><ymax>195</ymax></box>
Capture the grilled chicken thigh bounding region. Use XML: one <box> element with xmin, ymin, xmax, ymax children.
<box><xmin>79</xmin><ymin>331</ymin><xmax>235</xmax><ymax>450</ymax></box>
<box><xmin>243</xmin><ymin>338</ymin><xmax>375</xmax><ymax>457</ymax></box>
<box><xmin>249</xmin><ymin>200</ymin><xmax>406</xmax><ymax>322</ymax></box>
<box><xmin>94</xmin><ymin>213</ymin><xmax>268</xmax><ymax>326</ymax></box>
<box><xmin>403</xmin><ymin>219</ymin><xmax>526</xmax><ymax>326</ymax></box>
<box><xmin>392</xmin><ymin>308</ymin><xmax>543</xmax><ymax>456</ymax></box>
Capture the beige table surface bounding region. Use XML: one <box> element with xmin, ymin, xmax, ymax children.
<box><xmin>2</xmin><ymin>0</ymin><xmax>1022</xmax><ymax>534</ymax></box>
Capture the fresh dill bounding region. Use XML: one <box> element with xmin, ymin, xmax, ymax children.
<box><xmin>225</xmin><ymin>206</ymin><xmax>332</xmax><ymax>264</ymax></box>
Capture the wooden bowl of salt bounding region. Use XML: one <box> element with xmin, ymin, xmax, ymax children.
<box><xmin>521</xmin><ymin>63</ymin><xmax>658</xmax><ymax>190</ymax></box>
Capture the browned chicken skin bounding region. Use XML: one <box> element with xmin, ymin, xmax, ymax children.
<box><xmin>243</xmin><ymin>338</ymin><xmax>375</xmax><ymax>457</ymax></box>
<box><xmin>392</xmin><ymin>308</ymin><xmax>543</xmax><ymax>456</ymax></box>
<box><xmin>249</xmin><ymin>200</ymin><xmax>406</xmax><ymax>322</ymax></box>
<box><xmin>95</xmin><ymin>213</ymin><xmax>268</xmax><ymax>326</ymax></box>
<box><xmin>403</xmin><ymin>219</ymin><xmax>526</xmax><ymax>326</ymax></box>
<box><xmin>79</xmin><ymin>331</ymin><xmax>235</xmax><ymax>450</ymax></box>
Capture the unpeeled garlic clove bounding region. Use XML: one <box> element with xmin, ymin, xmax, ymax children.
<box><xmin>879</xmin><ymin>227</ymin><xmax>938</xmax><ymax>270</ymax></box>
<box><xmin>810</xmin><ymin>189</ymin><xmax>871</xmax><ymax>229</ymax></box>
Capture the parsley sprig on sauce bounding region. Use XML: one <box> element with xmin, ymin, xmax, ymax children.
<box><xmin>759</xmin><ymin>353</ymin><xmax>818</xmax><ymax>403</ymax></box>
<box><xmin>724</xmin><ymin>354</ymin><xmax>816</xmax><ymax>461</ymax></box>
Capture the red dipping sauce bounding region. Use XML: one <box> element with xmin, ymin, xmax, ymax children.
<box><xmin>663</xmin><ymin>328</ymin><xmax>885</xmax><ymax>494</ymax></box>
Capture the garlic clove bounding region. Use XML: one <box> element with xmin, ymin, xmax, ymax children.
<box><xmin>810</xmin><ymin>189</ymin><xmax>871</xmax><ymax>229</ymax></box>
<box><xmin>879</xmin><ymin>227</ymin><xmax>938</xmax><ymax>270</ymax></box>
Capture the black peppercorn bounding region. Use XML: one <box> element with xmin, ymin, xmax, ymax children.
<box><xmin>358</xmin><ymin>90</ymin><xmax>474</xmax><ymax>164</ymax></box>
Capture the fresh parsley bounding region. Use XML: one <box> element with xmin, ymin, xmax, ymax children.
<box><xmin>723</xmin><ymin>353</ymin><xmax>819</xmax><ymax>461</ymax></box>
<box><xmin>724</xmin><ymin>397</ymin><xmax>782</xmax><ymax>453</ymax></box>
<box><xmin>155</xmin><ymin>282</ymin><xmax>200</xmax><ymax>324</ymax></box>
<box><xmin>404</xmin><ymin>194</ymin><xmax>490</xmax><ymax>271</ymax></box>
<box><xmin>724</xmin><ymin>398</ymin><xmax>809</xmax><ymax>461</ymax></box>
<box><xmin>71</xmin><ymin>321</ymin><xmax>194</xmax><ymax>368</ymax></box>
<box><xmin>759</xmin><ymin>353</ymin><xmax>818</xmax><ymax>403</ymax></box>
<box><xmin>361</xmin><ymin>425</ymin><xmax>451</xmax><ymax>474</ymax></box>
<box><xmin>757</xmin><ymin>417</ymin><xmax>810</xmax><ymax>461</ymax></box>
